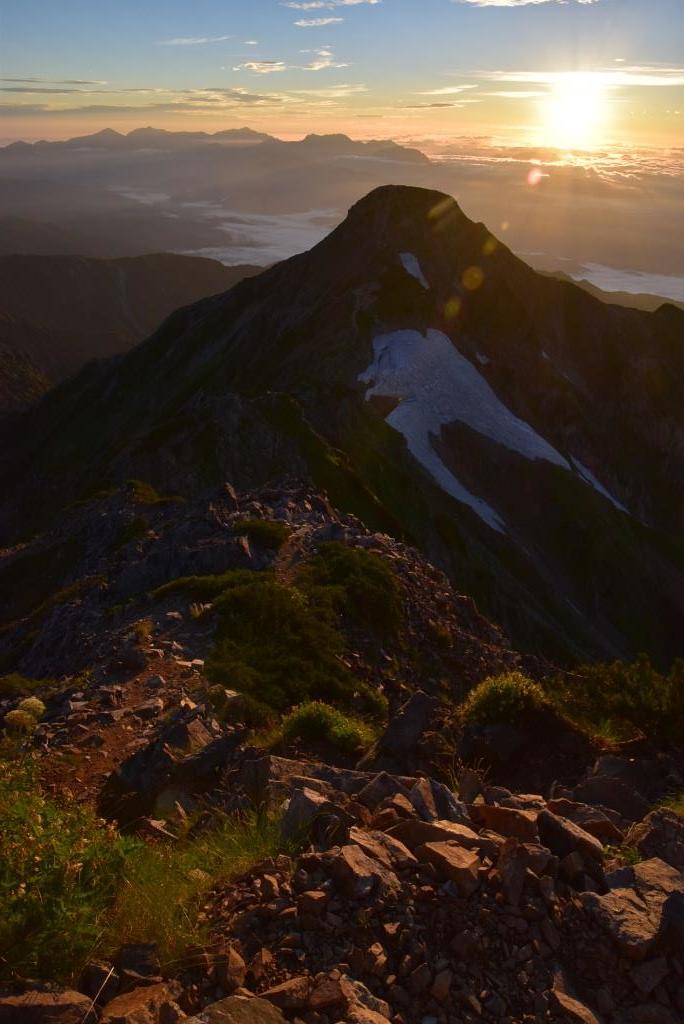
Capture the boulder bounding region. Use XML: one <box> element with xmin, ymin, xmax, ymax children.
<box><xmin>357</xmin><ymin>772</ymin><xmax>411</xmax><ymax>810</ymax></box>
<box><xmin>583</xmin><ymin>857</ymin><xmax>684</xmax><ymax>959</ymax></box>
<box><xmin>260</xmin><ymin>977</ymin><xmax>310</xmax><ymax>1012</ymax></box>
<box><xmin>358</xmin><ymin>691</ymin><xmax>439</xmax><ymax>772</ymax></box>
<box><xmin>330</xmin><ymin>844</ymin><xmax>400</xmax><ymax>898</ymax></box>
<box><xmin>631</xmin><ymin>809</ymin><xmax>684</xmax><ymax>871</ymax></box>
<box><xmin>415</xmin><ymin>841</ymin><xmax>480</xmax><ymax>894</ymax></box>
<box><xmin>348</xmin><ymin>826</ymin><xmax>416</xmax><ymax>868</ymax></box>
<box><xmin>547</xmin><ymin>797</ymin><xmax>625</xmax><ymax>845</ymax></box>
<box><xmin>280</xmin><ymin>786</ymin><xmax>352</xmax><ymax>843</ymax></box>
<box><xmin>386</xmin><ymin>817</ymin><xmax>480</xmax><ymax>853</ymax></box>
<box><xmin>574</xmin><ymin>776</ymin><xmax>649</xmax><ymax>822</ymax></box>
<box><xmin>0</xmin><ymin>991</ymin><xmax>96</xmax><ymax>1024</ymax></box>
<box><xmin>100</xmin><ymin>981</ymin><xmax>184</xmax><ymax>1023</ymax></box>
<box><xmin>185</xmin><ymin>995</ymin><xmax>287</xmax><ymax>1024</ymax></box>
<box><xmin>537</xmin><ymin>809</ymin><xmax>604</xmax><ymax>862</ymax></box>
<box><xmin>549</xmin><ymin>989</ymin><xmax>600</xmax><ymax>1024</ymax></box>
<box><xmin>468</xmin><ymin>804</ymin><xmax>539</xmax><ymax>842</ymax></box>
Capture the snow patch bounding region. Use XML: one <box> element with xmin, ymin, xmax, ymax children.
<box><xmin>573</xmin><ymin>459</ymin><xmax>629</xmax><ymax>514</ymax></box>
<box><xmin>359</xmin><ymin>328</ymin><xmax>630</xmax><ymax>529</ymax></box>
<box><xmin>400</xmin><ymin>252</ymin><xmax>429</xmax><ymax>290</ymax></box>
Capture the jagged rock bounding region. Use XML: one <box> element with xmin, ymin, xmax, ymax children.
<box><xmin>357</xmin><ymin>772</ymin><xmax>411</xmax><ymax>810</ymax></box>
<box><xmin>0</xmin><ymin>991</ymin><xmax>96</xmax><ymax>1023</ymax></box>
<box><xmin>409</xmin><ymin>777</ymin><xmax>470</xmax><ymax>825</ymax></box>
<box><xmin>583</xmin><ymin>857</ymin><xmax>684</xmax><ymax>958</ymax></box>
<box><xmin>468</xmin><ymin>803</ymin><xmax>539</xmax><ymax>841</ymax></box>
<box><xmin>330</xmin><ymin>843</ymin><xmax>401</xmax><ymax>898</ymax></box>
<box><xmin>537</xmin><ymin>809</ymin><xmax>604</xmax><ymax>862</ymax></box>
<box><xmin>348</xmin><ymin>825</ymin><xmax>417</xmax><ymax>867</ymax></box>
<box><xmin>260</xmin><ymin>976</ymin><xmax>311</xmax><ymax>1011</ymax></box>
<box><xmin>385</xmin><ymin>817</ymin><xmax>480</xmax><ymax>853</ymax></box>
<box><xmin>100</xmin><ymin>981</ymin><xmax>184</xmax><ymax>1023</ymax></box>
<box><xmin>358</xmin><ymin>691</ymin><xmax>439</xmax><ymax>772</ymax></box>
<box><xmin>547</xmin><ymin>797</ymin><xmax>625</xmax><ymax>845</ymax></box>
<box><xmin>630</xmin><ymin>809</ymin><xmax>684</xmax><ymax>871</ymax></box>
<box><xmin>549</xmin><ymin>989</ymin><xmax>600</xmax><ymax>1024</ymax></box>
<box><xmin>574</xmin><ymin>776</ymin><xmax>649</xmax><ymax>822</ymax></box>
<box><xmin>116</xmin><ymin>943</ymin><xmax>162</xmax><ymax>982</ymax></box>
<box><xmin>79</xmin><ymin>961</ymin><xmax>120</xmax><ymax>1005</ymax></box>
<box><xmin>415</xmin><ymin>841</ymin><xmax>480</xmax><ymax>894</ymax></box>
<box><xmin>280</xmin><ymin>786</ymin><xmax>352</xmax><ymax>843</ymax></box>
<box><xmin>185</xmin><ymin>995</ymin><xmax>287</xmax><ymax>1024</ymax></box>
<box><xmin>215</xmin><ymin>947</ymin><xmax>247</xmax><ymax>994</ymax></box>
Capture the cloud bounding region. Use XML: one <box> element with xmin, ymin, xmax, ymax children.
<box><xmin>452</xmin><ymin>0</ymin><xmax>599</xmax><ymax>6</ymax></box>
<box><xmin>454</xmin><ymin>0</ymin><xmax>597</xmax><ymax>6</ymax></box>
<box><xmin>416</xmin><ymin>86</ymin><xmax>478</xmax><ymax>96</ymax></box>
<box><xmin>481</xmin><ymin>66</ymin><xmax>684</xmax><ymax>86</ymax></box>
<box><xmin>234</xmin><ymin>48</ymin><xmax>348</xmax><ymax>73</ymax></box>
<box><xmin>295</xmin><ymin>17</ymin><xmax>344</xmax><ymax>26</ymax></box>
<box><xmin>284</xmin><ymin>1</ymin><xmax>379</xmax><ymax>7</ymax></box>
<box><xmin>156</xmin><ymin>35</ymin><xmax>232</xmax><ymax>46</ymax></box>
<box><xmin>234</xmin><ymin>61</ymin><xmax>289</xmax><ymax>74</ymax></box>
<box><xmin>1</xmin><ymin>77</ymin><xmax>107</xmax><ymax>85</ymax></box>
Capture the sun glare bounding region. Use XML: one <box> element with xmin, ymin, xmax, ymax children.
<box><xmin>541</xmin><ymin>73</ymin><xmax>610</xmax><ymax>150</ymax></box>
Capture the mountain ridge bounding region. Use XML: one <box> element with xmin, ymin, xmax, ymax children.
<box><xmin>1</xmin><ymin>184</ymin><xmax>683</xmax><ymax>665</ymax></box>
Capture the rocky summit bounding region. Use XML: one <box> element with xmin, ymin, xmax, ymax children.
<box><xmin>1</xmin><ymin>186</ymin><xmax>684</xmax><ymax>1024</ymax></box>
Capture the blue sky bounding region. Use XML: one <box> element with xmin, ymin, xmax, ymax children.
<box><xmin>1</xmin><ymin>0</ymin><xmax>682</xmax><ymax>144</ymax></box>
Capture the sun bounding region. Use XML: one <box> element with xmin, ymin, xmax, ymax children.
<box><xmin>541</xmin><ymin>73</ymin><xmax>610</xmax><ymax>151</ymax></box>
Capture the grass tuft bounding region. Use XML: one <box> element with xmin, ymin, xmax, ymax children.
<box><xmin>281</xmin><ymin>700</ymin><xmax>377</xmax><ymax>756</ymax></box>
<box><xmin>232</xmin><ymin>519</ymin><xmax>290</xmax><ymax>550</ymax></box>
<box><xmin>460</xmin><ymin>671</ymin><xmax>550</xmax><ymax>726</ymax></box>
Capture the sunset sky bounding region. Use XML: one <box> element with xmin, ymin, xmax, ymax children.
<box><xmin>1</xmin><ymin>0</ymin><xmax>683</xmax><ymax>148</ymax></box>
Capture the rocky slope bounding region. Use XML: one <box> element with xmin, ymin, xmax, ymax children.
<box><xmin>1</xmin><ymin>185</ymin><xmax>683</xmax><ymax>665</ymax></box>
<box><xmin>1</xmin><ymin>492</ymin><xmax>684</xmax><ymax>1023</ymax></box>
<box><xmin>0</xmin><ymin>253</ymin><xmax>260</xmax><ymax>403</ymax></box>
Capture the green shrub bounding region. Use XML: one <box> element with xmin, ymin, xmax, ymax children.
<box><xmin>232</xmin><ymin>519</ymin><xmax>290</xmax><ymax>550</ymax></box>
<box><xmin>461</xmin><ymin>672</ymin><xmax>550</xmax><ymax>726</ymax></box>
<box><xmin>151</xmin><ymin>569</ymin><xmax>264</xmax><ymax>604</ymax></box>
<box><xmin>206</xmin><ymin>576</ymin><xmax>354</xmax><ymax>710</ymax></box>
<box><xmin>0</xmin><ymin>753</ymin><xmax>287</xmax><ymax>983</ymax></box>
<box><xmin>298</xmin><ymin>542</ymin><xmax>402</xmax><ymax>638</ymax></box>
<box><xmin>0</xmin><ymin>673</ymin><xmax>47</xmax><ymax>698</ymax></box>
<box><xmin>0</xmin><ymin>757</ymin><xmax>134</xmax><ymax>982</ymax></box>
<box><xmin>114</xmin><ymin>515</ymin><xmax>149</xmax><ymax>548</ymax></box>
<box><xmin>282</xmin><ymin>700</ymin><xmax>377</xmax><ymax>756</ymax></box>
<box><xmin>3</xmin><ymin>709</ymin><xmax>38</xmax><ymax>733</ymax></box>
<box><xmin>126</xmin><ymin>479</ymin><xmax>185</xmax><ymax>507</ymax></box>
<box><xmin>17</xmin><ymin>697</ymin><xmax>46</xmax><ymax>720</ymax></box>
<box><xmin>548</xmin><ymin>655</ymin><xmax>684</xmax><ymax>740</ymax></box>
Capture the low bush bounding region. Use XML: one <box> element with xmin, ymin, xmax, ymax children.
<box><xmin>281</xmin><ymin>700</ymin><xmax>377</xmax><ymax>756</ymax></box>
<box><xmin>547</xmin><ymin>655</ymin><xmax>684</xmax><ymax>740</ymax></box>
<box><xmin>207</xmin><ymin>576</ymin><xmax>354</xmax><ymax>710</ymax></box>
<box><xmin>298</xmin><ymin>541</ymin><xmax>402</xmax><ymax>638</ymax></box>
<box><xmin>126</xmin><ymin>479</ymin><xmax>185</xmax><ymax>507</ymax></box>
<box><xmin>3</xmin><ymin>709</ymin><xmax>38</xmax><ymax>733</ymax></box>
<box><xmin>460</xmin><ymin>671</ymin><xmax>550</xmax><ymax>726</ymax></box>
<box><xmin>17</xmin><ymin>696</ymin><xmax>46</xmax><ymax>720</ymax></box>
<box><xmin>151</xmin><ymin>568</ymin><xmax>263</xmax><ymax>604</ymax></box>
<box><xmin>0</xmin><ymin>673</ymin><xmax>47</xmax><ymax>698</ymax></box>
<box><xmin>232</xmin><ymin>519</ymin><xmax>290</xmax><ymax>550</ymax></box>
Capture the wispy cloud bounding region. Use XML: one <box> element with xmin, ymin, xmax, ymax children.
<box><xmin>416</xmin><ymin>86</ymin><xmax>478</xmax><ymax>96</ymax></box>
<box><xmin>156</xmin><ymin>35</ymin><xmax>232</xmax><ymax>46</ymax></box>
<box><xmin>295</xmin><ymin>17</ymin><xmax>344</xmax><ymax>26</ymax></box>
<box><xmin>1</xmin><ymin>77</ymin><xmax>107</xmax><ymax>85</ymax></box>
<box><xmin>452</xmin><ymin>0</ymin><xmax>599</xmax><ymax>7</ymax></box>
<box><xmin>481</xmin><ymin>66</ymin><xmax>684</xmax><ymax>86</ymax></box>
<box><xmin>234</xmin><ymin>48</ymin><xmax>348</xmax><ymax>73</ymax></box>
<box><xmin>284</xmin><ymin>1</ymin><xmax>380</xmax><ymax>7</ymax></box>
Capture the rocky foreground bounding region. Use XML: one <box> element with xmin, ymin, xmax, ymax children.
<box><xmin>1</xmin><ymin>485</ymin><xmax>684</xmax><ymax>1024</ymax></box>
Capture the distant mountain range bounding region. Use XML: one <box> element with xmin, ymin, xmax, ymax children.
<box><xmin>0</xmin><ymin>253</ymin><xmax>260</xmax><ymax>412</ymax></box>
<box><xmin>2</xmin><ymin>185</ymin><xmax>683</xmax><ymax>669</ymax></box>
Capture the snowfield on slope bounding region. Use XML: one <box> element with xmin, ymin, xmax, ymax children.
<box><xmin>359</xmin><ymin>328</ymin><xmax>627</xmax><ymax>529</ymax></box>
<box><xmin>400</xmin><ymin>252</ymin><xmax>430</xmax><ymax>289</ymax></box>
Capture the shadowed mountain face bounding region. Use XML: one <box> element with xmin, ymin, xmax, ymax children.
<box><xmin>0</xmin><ymin>253</ymin><xmax>261</xmax><ymax>408</ymax></box>
<box><xmin>1</xmin><ymin>185</ymin><xmax>683</xmax><ymax>666</ymax></box>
